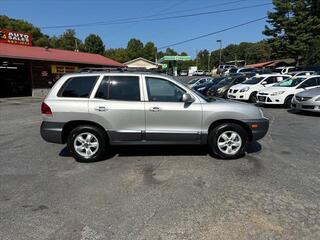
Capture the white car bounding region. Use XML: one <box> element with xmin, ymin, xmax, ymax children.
<box><xmin>274</xmin><ymin>66</ymin><xmax>296</xmax><ymax>74</ymax></box>
<box><xmin>228</xmin><ymin>74</ymin><xmax>291</xmax><ymax>103</ymax></box>
<box><xmin>192</xmin><ymin>70</ymin><xmax>205</xmax><ymax>76</ymax></box>
<box><xmin>187</xmin><ymin>77</ymin><xmax>212</xmax><ymax>89</ymax></box>
<box><xmin>290</xmin><ymin>71</ymin><xmax>315</xmax><ymax>77</ymax></box>
<box><xmin>256</xmin><ymin>75</ymin><xmax>320</xmax><ymax>107</ymax></box>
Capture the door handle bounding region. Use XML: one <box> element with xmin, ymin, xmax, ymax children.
<box><xmin>149</xmin><ymin>107</ymin><xmax>161</xmax><ymax>112</ymax></box>
<box><xmin>94</xmin><ymin>106</ymin><xmax>108</xmax><ymax>112</ymax></box>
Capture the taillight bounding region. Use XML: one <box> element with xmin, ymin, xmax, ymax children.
<box><xmin>41</xmin><ymin>102</ymin><xmax>52</xmax><ymax>115</ymax></box>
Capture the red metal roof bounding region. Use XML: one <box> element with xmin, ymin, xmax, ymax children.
<box><xmin>0</xmin><ymin>43</ymin><xmax>124</xmax><ymax>67</ymax></box>
<box><xmin>245</xmin><ymin>61</ymin><xmax>275</xmax><ymax>68</ymax></box>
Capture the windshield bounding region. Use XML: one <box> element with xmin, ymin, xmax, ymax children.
<box><xmin>217</xmin><ymin>76</ymin><xmax>233</xmax><ymax>85</ymax></box>
<box><xmin>273</xmin><ymin>77</ymin><xmax>306</xmax><ymax>87</ymax></box>
<box><xmin>242</xmin><ymin>77</ymin><xmax>264</xmax><ymax>85</ymax></box>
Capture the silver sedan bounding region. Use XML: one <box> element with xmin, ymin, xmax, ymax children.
<box><xmin>291</xmin><ymin>87</ymin><xmax>320</xmax><ymax>112</ymax></box>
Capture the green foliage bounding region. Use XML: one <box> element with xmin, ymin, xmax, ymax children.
<box><xmin>264</xmin><ymin>0</ymin><xmax>320</xmax><ymax>65</ymax></box>
<box><xmin>105</xmin><ymin>48</ymin><xmax>129</xmax><ymax>63</ymax></box>
<box><xmin>84</xmin><ymin>34</ymin><xmax>105</xmax><ymax>55</ymax></box>
<box><xmin>127</xmin><ymin>38</ymin><xmax>144</xmax><ymax>59</ymax></box>
<box><xmin>143</xmin><ymin>42</ymin><xmax>157</xmax><ymax>61</ymax></box>
<box><xmin>0</xmin><ymin>15</ymin><xmax>50</xmax><ymax>46</ymax></box>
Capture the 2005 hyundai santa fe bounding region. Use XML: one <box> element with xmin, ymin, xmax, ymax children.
<box><xmin>41</xmin><ymin>69</ymin><xmax>269</xmax><ymax>162</ymax></box>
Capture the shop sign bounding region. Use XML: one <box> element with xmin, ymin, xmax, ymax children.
<box><xmin>0</xmin><ymin>29</ymin><xmax>32</xmax><ymax>46</ymax></box>
<box><xmin>51</xmin><ymin>65</ymin><xmax>79</xmax><ymax>74</ymax></box>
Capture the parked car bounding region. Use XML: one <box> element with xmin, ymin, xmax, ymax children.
<box><xmin>291</xmin><ymin>87</ymin><xmax>320</xmax><ymax>112</ymax></box>
<box><xmin>227</xmin><ymin>74</ymin><xmax>291</xmax><ymax>103</ymax></box>
<box><xmin>204</xmin><ymin>70</ymin><xmax>212</xmax><ymax>76</ymax></box>
<box><xmin>187</xmin><ymin>77</ymin><xmax>212</xmax><ymax>89</ymax></box>
<box><xmin>207</xmin><ymin>74</ymin><xmax>248</xmax><ymax>98</ymax></box>
<box><xmin>256</xmin><ymin>75</ymin><xmax>320</xmax><ymax>108</ymax></box>
<box><xmin>290</xmin><ymin>71</ymin><xmax>315</xmax><ymax>77</ymax></box>
<box><xmin>274</xmin><ymin>66</ymin><xmax>296</xmax><ymax>75</ymax></box>
<box><xmin>192</xmin><ymin>70</ymin><xmax>205</xmax><ymax>76</ymax></box>
<box><xmin>217</xmin><ymin>65</ymin><xmax>237</xmax><ymax>74</ymax></box>
<box><xmin>236</xmin><ymin>67</ymin><xmax>257</xmax><ymax>74</ymax></box>
<box><xmin>224</xmin><ymin>67</ymin><xmax>238</xmax><ymax>76</ymax></box>
<box><xmin>40</xmin><ymin>70</ymin><xmax>269</xmax><ymax>162</ymax></box>
<box><xmin>192</xmin><ymin>77</ymin><xmax>225</xmax><ymax>95</ymax></box>
<box><xmin>179</xmin><ymin>70</ymin><xmax>188</xmax><ymax>76</ymax></box>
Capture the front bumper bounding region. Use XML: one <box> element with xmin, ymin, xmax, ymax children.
<box><xmin>243</xmin><ymin>118</ymin><xmax>269</xmax><ymax>141</ymax></box>
<box><xmin>291</xmin><ymin>97</ymin><xmax>320</xmax><ymax>112</ymax></box>
<box><xmin>256</xmin><ymin>94</ymin><xmax>285</xmax><ymax>105</ymax></box>
<box><xmin>40</xmin><ymin>121</ymin><xmax>65</xmax><ymax>144</ymax></box>
<box><xmin>227</xmin><ymin>90</ymin><xmax>250</xmax><ymax>100</ymax></box>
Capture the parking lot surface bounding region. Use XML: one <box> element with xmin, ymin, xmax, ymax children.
<box><xmin>0</xmin><ymin>97</ymin><xmax>320</xmax><ymax>240</ymax></box>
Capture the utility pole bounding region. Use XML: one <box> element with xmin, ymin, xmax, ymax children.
<box><xmin>196</xmin><ymin>49</ymin><xmax>199</xmax><ymax>69</ymax></box>
<box><xmin>207</xmin><ymin>52</ymin><xmax>210</xmax><ymax>71</ymax></box>
<box><xmin>216</xmin><ymin>40</ymin><xmax>222</xmax><ymax>66</ymax></box>
<box><xmin>74</xmin><ymin>39</ymin><xmax>79</xmax><ymax>52</ymax></box>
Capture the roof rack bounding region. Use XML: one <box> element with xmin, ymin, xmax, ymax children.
<box><xmin>78</xmin><ymin>67</ymin><xmax>164</xmax><ymax>73</ymax></box>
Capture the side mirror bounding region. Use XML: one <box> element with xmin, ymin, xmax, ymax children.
<box><xmin>182</xmin><ymin>93</ymin><xmax>195</xmax><ymax>103</ymax></box>
<box><xmin>261</xmin><ymin>81</ymin><xmax>267</xmax><ymax>86</ymax></box>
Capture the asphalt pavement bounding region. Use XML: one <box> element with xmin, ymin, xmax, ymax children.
<box><xmin>0</xmin><ymin>97</ymin><xmax>319</xmax><ymax>240</ymax></box>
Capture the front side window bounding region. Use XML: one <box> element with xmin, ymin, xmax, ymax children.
<box><xmin>95</xmin><ymin>76</ymin><xmax>140</xmax><ymax>101</ymax></box>
<box><xmin>58</xmin><ymin>76</ymin><xmax>98</xmax><ymax>98</ymax></box>
<box><xmin>146</xmin><ymin>77</ymin><xmax>185</xmax><ymax>102</ymax></box>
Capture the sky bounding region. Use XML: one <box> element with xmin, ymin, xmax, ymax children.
<box><xmin>1</xmin><ymin>0</ymin><xmax>273</xmax><ymax>57</ymax></box>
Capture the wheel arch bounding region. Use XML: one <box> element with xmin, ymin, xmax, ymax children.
<box><xmin>208</xmin><ymin>119</ymin><xmax>253</xmax><ymax>142</ymax></box>
<box><xmin>62</xmin><ymin>120</ymin><xmax>109</xmax><ymax>144</ymax></box>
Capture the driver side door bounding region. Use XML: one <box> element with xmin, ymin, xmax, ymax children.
<box><xmin>143</xmin><ymin>76</ymin><xmax>202</xmax><ymax>143</ymax></box>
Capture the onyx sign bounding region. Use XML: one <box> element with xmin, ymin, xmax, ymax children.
<box><xmin>0</xmin><ymin>29</ymin><xmax>32</xmax><ymax>46</ymax></box>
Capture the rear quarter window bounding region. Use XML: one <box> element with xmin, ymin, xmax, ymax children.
<box><xmin>58</xmin><ymin>76</ymin><xmax>98</xmax><ymax>98</ymax></box>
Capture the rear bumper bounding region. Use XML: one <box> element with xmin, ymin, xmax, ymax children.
<box><xmin>243</xmin><ymin>118</ymin><xmax>269</xmax><ymax>141</ymax></box>
<box><xmin>40</xmin><ymin>121</ymin><xmax>64</xmax><ymax>144</ymax></box>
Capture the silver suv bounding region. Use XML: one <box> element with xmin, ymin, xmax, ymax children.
<box><xmin>41</xmin><ymin>70</ymin><xmax>269</xmax><ymax>162</ymax></box>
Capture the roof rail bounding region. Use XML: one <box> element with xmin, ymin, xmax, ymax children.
<box><xmin>78</xmin><ymin>67</ymin><xmax>164</xmax><ymax>73</ymax></box>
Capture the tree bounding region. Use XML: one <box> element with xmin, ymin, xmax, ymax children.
<box><xmin>142</xmin><ymin>41</ymin><xmax>157</xmax><ymax>61</ymax></box>
<box><xmin>126</xmin><ymin>38</ymin><xmax>144</xmax><ymax>60</ymax></box>
<box><xmin>84</xmin><ymin>34</ymin><xmax>105</xmax><ymax>55</ymax></box>
<box><xmin>52</xmin><ymin>29</ymin><xmax>82</xmax><ymax>51</ymax></box>
<box><xmin>105</xmin><ymin>48</ymin><xmax>129</xmax><ymax>63</ymax></box>
<box><xmin>263</xmin><ymin>0</ymin><xmax>320</xmax><ymax>65</ymax></box>
<box><xmin>0</xmin><ymin>15</ymin><xmax>50</xmax><ymax>46</ymax></box>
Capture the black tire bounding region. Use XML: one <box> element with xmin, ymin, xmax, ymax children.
<box><xmin>67</xmin><ymin>125</ymin><xmax>107</xmax><ymax>162</ymax></box>
<box><xmin>208</xmin><ymin>123</ymin><xmax>248</xmax><ymax>159</ymax></box>
<box><xmin>249</xmin><ymin>92</ymin><xmax>258</xmax><ymax>103</ymax></box>
<box><xmin>284</xmin><ymin>95</ymin><xmax>293</xmax><ymax>108</ymax></box>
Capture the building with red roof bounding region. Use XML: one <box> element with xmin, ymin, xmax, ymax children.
<box><xmin>0</xmin><ymin>43</ymin><xmax>123</xmax><ymax>97</ymax></box>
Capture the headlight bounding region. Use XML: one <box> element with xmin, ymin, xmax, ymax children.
<box><xmin>270</xmin><ymin>91</ymin><xmax>285</xmax><ymax>96</ymax></box>
<box><xmin>315</xmin><ymin>96</ymin><xmax>320</xmax><ymax>101</ymax></box>
<box><xmin>240</xmin><ymin>87</ymin><xmax>249</xmax><ymax>92</ymax></box>
<box><xmin>197</xmin><ymin>87</ymin><xmax>206</xmax><ymax>91</ymax></box>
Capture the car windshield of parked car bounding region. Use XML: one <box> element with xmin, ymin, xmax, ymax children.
<box><xmin>242</xmin><ymin>76</ymin><xmax>265</xmax><ymax>85</ymax></box>
<box><xmin>273</xmin><ymin>77</ymin><xmax>306</xmax><ymax>87</ymax></box>
<box><xmin>191</xmin><ymin>88</ymin><xmax>215</xmax><ymax>102</ymax></box>
<box><xmin>217</xmin><ymin>76</ymin><xmax>233</xmax><ymax>85</ymax></box>
<box><xmin>210</xmin><ymin>77</ymin><xmax>224</xmax><ymax>84</ymax></box>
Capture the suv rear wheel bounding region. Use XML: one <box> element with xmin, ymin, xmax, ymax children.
<box><xmin>208</xmin><ymin>123</ymin><xmax>247</xmax><ymax>159</ymax></box>
<box><xmin>67</xmin><ymin>125</ymin><xmax>107</xmax><ymax>162</ymax></box>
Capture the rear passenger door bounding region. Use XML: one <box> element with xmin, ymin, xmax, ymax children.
<box><xmin>89</xmin><ymin>75</ymin><xmax>145</xmax><ymax>143</ymax></box>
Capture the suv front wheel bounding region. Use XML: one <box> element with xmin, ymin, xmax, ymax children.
<box><xmin>67</xmin><ymin>125</ymin><xmax>107</xmax><ymax>162</ymax></box>
<box><xmin>208</xmin><ymin>123</ymin><xmax>247</xmax><ymax>159</ymax></box>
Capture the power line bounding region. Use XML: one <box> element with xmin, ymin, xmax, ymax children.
<box><xmin>158</xmin><ymin>16</ymin><xmax>267</xmax><ymax>50</ymax></box>
<box><xmin>40</xmin><ymin>1</ymin><xmax>271</xmax><ymax>29</ymax></box>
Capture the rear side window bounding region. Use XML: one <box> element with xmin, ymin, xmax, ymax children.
<box><xmin>95</xmin><ymin>76</ymin><xmax>140</xmax><ymax>101</ymax></box>
<box><xmin>58</xmin><ymin>76</ymin><xmax>98</xmax><ymax>98</ymax></box>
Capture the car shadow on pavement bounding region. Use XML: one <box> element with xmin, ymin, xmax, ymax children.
<box><xmin>287</xmin><ymin>109</ymin><xmax>320</xmax><ymax>117</ymax></box>
<box><xmin>59</xmin><ymin>142</ymin><xmax>262</xmax><ymax>161</ymax></box>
